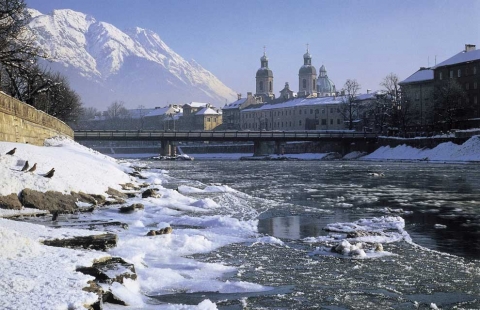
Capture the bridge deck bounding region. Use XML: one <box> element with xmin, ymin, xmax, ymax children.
<box><xmin>74</xmin><ymin>130</ymin><xmax>378</xmax><ymax>142</ymax></box>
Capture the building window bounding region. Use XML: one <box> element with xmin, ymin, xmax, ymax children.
<box><xmin>299</xmin><ymin>120</ymin><xmax>302</xmax><ymax>126</ymax></box>
<box><xmin>310</xmin><ymin>109</ymin><xmax>313</xmax><ymax>114</ymax></box>
<box><xmin>259</xmin><ymin>81</ymin><xmax>263</xmax><ymax>91</ymax></box>
<box><xmin>207</xmin><ymin>117</ymin><xmax>211</xmax><ymax>122</ymax></box>
<box><xmin>330</xmin><ymin>108</ymin><xmax>334</xmax><ymax>113</ymax></box>
<box><xmin>269</xmin><ymin>81</ymin><xmax>272</xmax><ymax>92</ymax></box>
<box><xmin>303</xmin><ymin>79</ymin><xmax>306</xmax><ymax>89</ymax></box>
<box><xmin>321</xmin><ymin>119</ymin><xmax>327</xmax><ymax>125</ymax></box>
<box><xmin>313</xmin><ymin>79</ymin><xmax>316</xmax><ymax>90</ymax></box>
<box><xmin>475</xmin><ymin>66</ymin><xmax>477</xmax><ymax>74</ymax></box>
<box><xmin>330</xmin><ymin>119</ymin><xmax>333</xmax><ymax>125</ymax></box>
<box><xmin>322</xmin><ymin>109</ymin><xmax>325</xmax><ymax>114</ymax></box>
<box><xmin>337</xmin><ymin>119</ymin><xmax>341</xmax><ymax>124</ymax></box>
<box><xmin>458</xmin><ymin>69</ymin><xmax>461</xmax><ymax>77</ymax></box>
<box><xmin>299</xmin><ymin>110</ymin><xmax>302</xmax><ymax>115</ymax></box>
<box><xmin>466</xmin><ymin>83</ymin><xmax>470</xmax><ymax>90</ymax></box>
<box><xmin>475</xmin><ymin>82</ymin><xmax>478</xmax><ymax>89</ymax></box>
<box><xmin>466</xmin><ymin>97</ymin><xmax>470</xmax><ymax>104</ymax></box>
<box><xmin>439</xmin><ymin>72</ymin><xmax>443</xmax><ymax>80</ymax></box>
<box><xmin>475</xmin><ymin>96</ymin><xmax>478</xmax><ymax>104</ymax></box>
<box><xmin>450</xmin><ymin>70</ymin><xmax>453</xmax><ymax>78</ymax></box>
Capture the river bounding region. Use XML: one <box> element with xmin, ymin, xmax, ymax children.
<box><xmin>146</xmin><ymin>159</ymin><xmax>480</xmax><ymax>309</ymax></box>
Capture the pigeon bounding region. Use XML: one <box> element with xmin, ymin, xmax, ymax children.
<box><xmin>6</xmin><ymin>148</ymin><xmax>16</xmax><ymax>155</ymax></box>
<box><xmin>44</xmin><ymin>168</ymin><xmax>55</xmax><ymax>178</ymax></box>
<box><xmin>21</xmin><ymin>161</ymin><xmax>29</xmax><ymax>171</ymax></box>
<box><xmin>27</xmin><ymin>163</ymin><xmax>37</xmax><ymax>173</ymax></box>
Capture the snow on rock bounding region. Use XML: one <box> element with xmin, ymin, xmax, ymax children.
<box><xmin>0</xmin><ymin>137</ymin><xmax>132</xmax><ymax>196</ymax></box>
<box><xmin>0</xmin><ymin>220</ymin><xmax>108</xmax><ymax>309</ymax></box>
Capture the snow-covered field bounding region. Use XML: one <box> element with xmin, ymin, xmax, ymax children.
<box><xmin>0</xmin><ymin>135</ymin><xmax>479</xmax><ymax>309</ymax></box>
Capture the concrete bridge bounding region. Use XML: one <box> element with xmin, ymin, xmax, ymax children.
<box><xmin>74</xmin><ymin>130</ymin><xmax>378</xmax><ymax>156</ymax></box>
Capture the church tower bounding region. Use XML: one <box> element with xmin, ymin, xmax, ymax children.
<box><xmin>255</xmin><ymin>48</ymin><xmax>274</xmax><ymax>102</ymax></box>
<box><xmin>298</xmin><ymin>46</ymin><xmax>317</xmax><ymax>97</ymax></box>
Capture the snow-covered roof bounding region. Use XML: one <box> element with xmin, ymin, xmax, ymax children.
<box><xmin>433</xmin><ymin>49</ymin><xmax>480</xmax><ymax>68</ymax></box>
<box><xmin>400</xmin><ymin>69</ymin><xmax>434</xmax><ymax>84</ymax></box>
<box><xmin>184</xmin><ymin>101</ymin><xmax>209</xmax><ymax>108</ymax></box>
<box><xmin>196</xmin><ymin>107</ymin><xmax>220</xmax><ymax>115</ymax></box>
<box><xmin>128</xmin><ymin>108</ymin><xmax>156</xmax><ymax>119</ymax></box>
<box><xmin>243</xmin><ymin>96</ymin><xmax>345</xmax><ymax>112</ymax></box>
<box><xmin>223</xmin><ymin>98</ymin><xmax>247</xmax><ymax>110</ymax></box>
<box><xmin>144</xmin><ymin>106</ymin><xmax>182</xmax><ymax>117</ymax></box>
<box><xmin>355</xmin><ymin>91</ymin><xmax>385</xmax><ymax>101</ymax></box>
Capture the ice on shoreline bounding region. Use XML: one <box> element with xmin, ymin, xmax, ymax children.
<box><xmin>1</xmin><ymin>135</ymin><xmax>480</xmax><ymax>308</ymax></box>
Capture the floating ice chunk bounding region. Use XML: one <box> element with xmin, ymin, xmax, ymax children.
<box><xmin>204</xmin><ymin>185</ymin><xmax>236</xmax><ymax>193</ymax></box>
<box><xmin>251</xmin><ymin>236</ymin><xmax>285</xmax><ymax>246</ymax></box>
<box><xmin>191</xmin><ymin>198</ymin><xmax>220</xmax><ymax>209</ymax></box>
<box><xmin>434</xmin><ymin>224</ymin><xmax>447</xmax><ymax>229</ymax></box>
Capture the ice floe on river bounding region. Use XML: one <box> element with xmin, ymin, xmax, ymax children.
<box><xmin>304</xmin><ymin>216</ymin><xmax>410</xmax><ymax>259</ymax></box>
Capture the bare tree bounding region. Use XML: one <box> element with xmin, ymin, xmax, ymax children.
<box><xmin>106</xmin><ymin>101</ymin><xmax>130</xmax><ymax>129</ymax></box>
<box><xmin>137</xmin><ymin>104</ymin><xmax>146</xmax><ymax>130</ymax></box>
<box><xmin>341</xmin><ymin>79</ymin><xmax>361</xmax><ymax>130</ymax></box>
<box><xmin>433</xmin><ymin>79</ymin><xmax>467</xmax><ymax>130</ymax></box>
<box><xmin>0</xmin><ymin>0</ymin><xmax>41</xmax><ymax>85</ymax></box>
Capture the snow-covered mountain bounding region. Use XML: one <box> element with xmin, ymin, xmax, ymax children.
<box><xmin>28</xmin><ymin>9</ymin><xmax>237</xmax><ymax>110</ymax></box>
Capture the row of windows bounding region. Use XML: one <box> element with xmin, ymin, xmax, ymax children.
<box><xmin>242</xmin><ymin>107</ymin><xmax>341</xmax><ymax>119</ymax></box>
<box><xmin>302</xmin><ymin>79</ymin><xmax>317</xmax><ymax>90</ymax></box>
<box><xmin>258</xmin><ymin>81</ymin><xmax>273</xmax><ymax>92</ymax></box>
<box><xmin>465</xmin><ymin>82</ymin><xmax>478</xmax><ymax>90</ymax></box>
<box><xmin>439</xmin><ymin>66</ymin><xmax>478</xmax><ymax>80</ymax></box>
<box><xmin>242</xmin><ymin>118</ymin><xmax>342</xmax><ymax>129</ymax></box>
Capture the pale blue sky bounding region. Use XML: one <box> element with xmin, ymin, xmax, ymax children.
<box><xmin>26</xmin><ymin>0</ymin><xmax>480</xmax><ymax>97</ymax></box>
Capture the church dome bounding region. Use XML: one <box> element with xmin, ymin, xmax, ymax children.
<box><xmin>317</xmin><ymin>76</ymin><xmax>335</xmax><ymax>93</ymax></box>
<box><xmin>303</xmin><ymin>51</ymin><xmax>312</xmax><ymax>59</ymax></box>
<box><xmin>256</xmin><ymin>67</ymin><xmax>273</xmax><ymax>78</ymax></box>
<box><xmin>317</xmin><ymin>65</ymin><xmax>335</xmax><ymax>94</ymax></box>
<box><xmin>260</xmin><ymin>54</ymin><xmax>268</xmax><ymax>62</ymax></box>
<box><xmin>299</xmin><ymin>65</ymin><xmax>316</xmax><ymax>75</ymax></box>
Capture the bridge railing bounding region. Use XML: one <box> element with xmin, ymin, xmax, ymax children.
<box><xmin>74</xmin><ymin>130</ymin><xmax>378</xmax><ymax>140</ymax></box>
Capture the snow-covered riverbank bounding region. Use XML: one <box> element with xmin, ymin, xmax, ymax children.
<box><xmin>1</xmin><ymin>135</ymin><xmax>479</xmax><ymax>309</ymax></box>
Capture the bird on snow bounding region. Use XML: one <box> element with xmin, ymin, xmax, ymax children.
<box><xmin>27</xmin><ymin>163</ymin><xmax>37</xmax><ymax>173</ymax></box>
<box><xmin>52</xmin><ymin>211</ymin><xmax>59</xmax><ymax>221</ymax></box>
<box><xmin>21</xmin><ymin>160</ymin><xmax>29</xmax><ymax>171</ymax></box>
<box><xmin>6</xmin><ymin>148</ymin><xmax>16</xmax><ymax>155</ymax></box>
<box><xmin>44</xmin><ymin>168</ymin><xmax>55</xmax><ymax>178</ymax></box>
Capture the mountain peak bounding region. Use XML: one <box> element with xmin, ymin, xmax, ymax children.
<box><xmin>29</xmin><ymin>8</ymin><xmax>237</xmax><ymax>109</ymax></box>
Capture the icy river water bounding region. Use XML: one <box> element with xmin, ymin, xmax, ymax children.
<box><xmin>145</xmin><ymin>159</ymin><xmax>480</xmax><ymax>309</ymax></box>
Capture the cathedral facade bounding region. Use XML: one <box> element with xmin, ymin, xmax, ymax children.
<box><xmin>254</xmin><ymin>48</ymin><xmax>337</xmax><ymax>102</ymax></box>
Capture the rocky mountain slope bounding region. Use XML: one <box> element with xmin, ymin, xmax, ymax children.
<box><xmin>28</xmin><ymin>9</ymin><xmax>237</xmax><ymax>110</ymax></box>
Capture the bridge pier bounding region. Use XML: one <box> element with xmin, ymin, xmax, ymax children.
<box><xmin>160</xmin><ymin>140</ymin><xmax>176</xmax><ymax>156</ymax></box>
<box><xmin>275</xmin><ymin>141</ymin><xmax>285</xmax><ymax>155</ymax></box>
<box><xmin>253</xmin><ymin>141</ymin><xmax>277</xmax><ymax>156</ymax></box>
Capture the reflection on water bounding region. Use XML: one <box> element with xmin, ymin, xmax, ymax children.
<box><xmin>149</xmin><ymin>159</ymin><xmax>480</xmax><ymax>259</ymax></box>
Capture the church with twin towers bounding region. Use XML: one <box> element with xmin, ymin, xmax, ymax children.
<box><xmin>254</xmin><ymin>46</ymin><xmax>336</xmax><ymax>103</ymax></box>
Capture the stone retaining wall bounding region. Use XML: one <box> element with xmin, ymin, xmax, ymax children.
<box><xmin>0</xmin><ymin>92</ymin><xmax>73</xmax><ymax>145</ymax></box>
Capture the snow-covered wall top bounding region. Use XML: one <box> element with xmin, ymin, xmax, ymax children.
<box><xmin>28</xmin><ymin>9</ymin><xmax>238</xmax><ymax>110</ymax></box>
